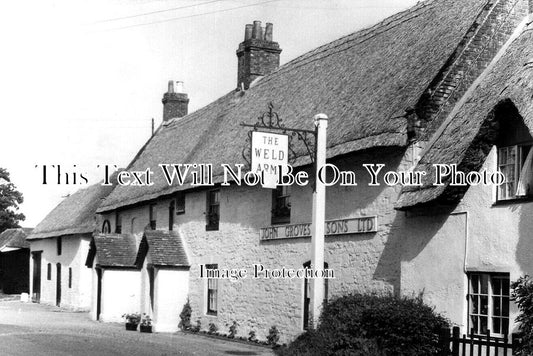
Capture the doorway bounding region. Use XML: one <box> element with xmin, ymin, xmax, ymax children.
<box><xmin>31</xmin><ymin>251</ymin><xmax>42</xmax><ymax>302</ymax></box>
<box><xmin>56</xmin><ymin>263</ymin><xmax>61</xmax><ymax>307</ymax></box>
<box><xmin>96</xmin><ymin>268</ymin><xmax>102</xmax><ymax>320</ymax></box>
<box><xmin>303</xmin><ymin>261</ymin><xmax>328</xmax><ymax>330</ymax></box>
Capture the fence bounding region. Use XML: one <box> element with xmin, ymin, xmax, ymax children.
<box><xmin>438</xmin><ymin>326</ymin><xmax>520</xmax><ymax>356</ymax></box>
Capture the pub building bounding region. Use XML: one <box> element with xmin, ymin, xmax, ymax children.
<box><xmin>84</xmin><ymin>0</ymin><xmax>533</xmax><ymax>343</ymax></box>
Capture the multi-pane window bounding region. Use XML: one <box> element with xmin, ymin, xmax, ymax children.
<box><xmin>176</xmin><ymin>192</ymin><xmax>185</xmax><ymax>214</ymax></box>
<box><xmin>47</xmin><ymin>263</ymin><xmax>51</xmax><ymax>280</ymax></box>
<box><xmin>206</xmin><ymin>189</ymin><xmax>220</xmax><ymax>231</ymax></box>
<box><xmin>57</xmin><ymin>237</ymin><xmax>62</xmax><ymax>256</ymax></box>
<box><xmin>272</xmin><ymin>186</ymin><xmax>291</xmax><ymax>224</ymax></box>
<box><xmin>115</xmin><ymin>211</ymin><xmax>122</xmax><ymax>234</ymax></box>
<box><xmin>498</xmin><ymin>144</ymin><xmax>533</xmax><ymax>200</ymax></box>
<box><xmin>468</xmin><ymin>273</ymin><xmax>510</xmax><ymax>337</ymax></box>
<box><xmin>206</xmin><ymin>264</ymin><xmax>218</xmax><ymax>315</ymax></box>
<box><xmin>149</xmin><ymin>204</ymin><xmax>157</xmax><ymax>230</ymax></box>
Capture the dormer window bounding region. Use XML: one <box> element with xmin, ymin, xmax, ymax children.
<box><xmin>497</xmin><ymin>144</ymin><xmax>533</xmax><ymax>200</ymax></box>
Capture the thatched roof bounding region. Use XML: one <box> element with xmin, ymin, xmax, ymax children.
<box><xmin>136</xmin><ymin>230</ymin><xmax>189</xmax><ymax>267</ymax></box>
<box><xmin>98</xmin><ymin>0</ymin><xmax>487</xmax><ymax>212</ymax></box>
<box><xmin>396</xmin><ymin>24</ymin><xmax>533</xmax><ymax>209</ymax></box>
<box><xmin>87</xmin><ymin>233</ymin><xmax>138</xmax><ymax>268</ymax></box>
<box><xmin>28</xmin><ymin>183</ymin><xmax>115</xmax><ymax>240</ymax></box>
<box><xmin>0</xmin><ymin>228</ymin><xmax>32</xmax><ymax>249</ymax></box>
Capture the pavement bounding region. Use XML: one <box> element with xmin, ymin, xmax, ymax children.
<box><xmin>0</xmin><ymin>300</ymin><xmax>275</xmax><ymax>356</ymax></box>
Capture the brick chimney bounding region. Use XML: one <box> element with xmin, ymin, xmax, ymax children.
<box><xmin>162</xmin><ymin>80</ymin><xmax>189</xmax><ymax>121</ymax></box>
<box><xmin>236</xmin><ymin>21</ymin><xmax>282</xmax><ymax>90</ymax></box>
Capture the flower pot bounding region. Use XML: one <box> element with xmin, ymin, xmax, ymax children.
<box><xmin>125</xmin><ymin>322</ymin><xmax>138</xmax><ymax>331</ymax></box>
<box><xmin>140</xmin><ymin>325</ymin><xmax>152</xmax><ymax>333</ymax></box>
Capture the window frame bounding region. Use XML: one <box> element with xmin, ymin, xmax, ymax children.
<box><xmin>149</xmin><ymin>204</ymin><xmax>157</xmax><ymax>230</ymax></box>
<box><xmin>206</xmin><ymin>263</ymin><xmax>218</xmax><ymax>315</ymax></box>
<box><xmin>176</xmin><ymin>192</ymin><xmax>185</xmax><ymax>214</ymax></box>
<box><xmin>169</xmin><ymin>200</ymin><xmax>175</xmax><ymax>231</ymax></box>
<box><xmin>467</xmin><ymin>272</ymin><xmax>510</xmax><ymax>338</ymax></box>
<box><xmin>497</xmin><ymin>143</ymin><xmax>533</xmax><ymax>201</ymax></box>
<box><xmin>115</xmin><ymin>211</ymin><xmax>122</xmax><ymax>234</ymax></box>
<box><xmin>57</xmin><ymin>236</ymin><xmax>62</xmax><ymax>256</ymax></box>
<box><xmin>101</xmin><ymin>220</ymin><xmax>111</xmax><ymax>234</ymax></box>
<box><xmin>271</xmin><ymin>185</ymin><xmax>291</xmax><ymax>225</ymax></box>
<box><xmin>206</xmin><ymin>189</ymin><xmax>220</xmax><ymax>231</ymax></box>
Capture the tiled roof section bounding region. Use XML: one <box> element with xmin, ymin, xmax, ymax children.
<box><xmin>396</xmin><ymin>25</ymin><xmax>533</xmax><ymax>209</ymax></box>
<box><xmin>92</xmin><ymin>234</ymin><xmax>138</xmax><ymax>268</ymax></box>
<box><xmin>29</xmin><ymin>182</ymin><xmax>115</xmax><ymax>240</ymax></box>
<box><xmin>98</xmin><ymin>0</ymin><xmax>488</xmax><ymax>212</ymax></box>
<box><xmin>137</xmin><ymin>230</ymin><xmax>189</xmax><ymax>267</ymax></box>
<box><xmin>0</xmin><ymin>228</ymin><xmax>32</xmax><ymax>249</ymax></box>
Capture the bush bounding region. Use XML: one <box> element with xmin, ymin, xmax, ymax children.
<box><xmin>276</xmin><ymin>293</ymin><xmax>449</xmax><ymax>356</ymax></box>
<box><xmin>228</xmin><ymin>321</ymin><xmax>238</xmax><ymax>339</ymax></box>
<box><xmin>208</xmin><ymin>322</ymin><xmax>218</xmax><ymax>334</ymax></box>
<box><xmin>267</xmin><ymin>325</ymin><xmax>280</xmax><ymax>345</ymax></box>
<box><xmin>178</xmin><ymin>298</ymin><xmax>192</xmax><ymax>331</ymax></box>
<box><xmin>512</xmin><ymin>275</ymin><xmax>533</xmax><ymax>356</ymax></box>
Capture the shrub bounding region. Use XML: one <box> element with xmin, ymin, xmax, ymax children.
<box><xmin>248</xmin><ymin>330</ymin><xmax>257</xmax><ymax>342</ymax></box>
<box><xmin>267</xmin><ymin>325</ymin><xmax>280</xmax><ymax>345</ymax></box>
<box><xmin>191</xmin><ymin>318</ymin><xmax>201</xmax><ymax>333</ymax></box>
<box><xmin>178</xmin><ymin>298</ymin><xmax>192</xmax><ymax>331</ymax></box>
<box><xmin>228</xmin><ymin>321</ymin><xmax>238</xmax><ymax>339</ymax></box>
<box><xmin>208</xmin><ymin>322</ymin><xmax>218</xmax><ymax>334</ymax></box>
<box><xmin>512</xmin><ymin>275</ymin><xmax>533</xmax><ymax>356</ymax></box>
<box><xmin>277</xmin><ymin>293</ymin><xmax>449</xmax><ymax>356</ymax></box>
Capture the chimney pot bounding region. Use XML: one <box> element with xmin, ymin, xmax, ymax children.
<box><xmin>252</xmin><ymin>20</ymin><xmax>262</xmax><ymax>39</ymax></box>
<box><xmin>265</xmin><ymin>23</ymin><xmax>273</xmax><ymax>41</ymax></box>
<box><xmin>245</xmin><ymin>24</ymin><xmax>253</xmax><ymax>40</ymax></box>
<box><xmin>237</xmin><ymin>20</ymin><xmax>281</xmax><ymax>90</ymax></box>
<box><xmin>162</xmin><ymin>80</ymin><xmax>189</xmax><ymax>121</ymax></box>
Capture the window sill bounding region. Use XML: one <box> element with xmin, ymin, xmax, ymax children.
<box><xmin>206</xmin><ymin>312</ymin><xmax>218</xmax><ymax>317</ymax></box>
<box><xmin>206</xmin><ymin>225</ymin><xmax>219</xmax><ymax>231</ymax></box>
<box><xmin>492</xmin><ymin>197</ymin><xmax>533</xmax><ymax>206</ymax></box>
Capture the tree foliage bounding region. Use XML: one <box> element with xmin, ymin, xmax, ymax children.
<box><xmin>511</xmin><ymin>275</ymin><xmax>533</xmax><ymax>356</ymax></box>
<box><xmin>0</xmin><ymin>167</ymin><xmax>25</xmax><ymax>233</ymax></box>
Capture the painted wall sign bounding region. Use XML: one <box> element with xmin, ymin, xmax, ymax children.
<box><xmin>251</xmin><ymin>131</ymin><xmax>288</xmax><ymax>189</ymax></box>
<box><xmin>259</xmin><ymin>216</ymin><xmax>377</xmax><ymax>241</ymax></box>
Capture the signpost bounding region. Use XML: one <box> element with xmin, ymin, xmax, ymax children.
<box><xmin>241</xmin><ymin>103</ymin><xmax>328</xmax><ymax>329</ymax></box>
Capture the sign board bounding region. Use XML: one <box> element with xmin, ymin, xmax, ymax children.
<box><xmin>259</xmin><ymin>216</ymin><xmax>377</xmax><ymax>241</ymax></box>
<box><xmin>251</xmin><ymin>131</ymin><xmax>288</xmax><ymax>189</ymax></box>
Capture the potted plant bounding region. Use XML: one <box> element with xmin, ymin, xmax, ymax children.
<box><xmin>122</xmin><ymin>312</ymin><xmax>141</xmax><ymax>331</ymax></box>
<box><xmin>140</xmin><ymin>314</ymin><xmax>152</xmax><ymax>333</ymax></box>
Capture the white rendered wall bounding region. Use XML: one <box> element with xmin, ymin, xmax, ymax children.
<box><xmin>153</xmin><ymin>268</ymin><xmax>189</xmax><ymax>332</ymax></box>
<box><xmin>99</xmin><ymin>269</ymin><xmax>141</xmax><ymax>323</ymax></box>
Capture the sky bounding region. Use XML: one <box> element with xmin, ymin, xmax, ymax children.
<box><xmin>0</xmin><ymin>0</ymin><xmax>420</xmax><ymax>227</ymax></box>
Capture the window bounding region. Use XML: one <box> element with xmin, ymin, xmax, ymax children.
<box><xmin>176</xmin><ymin>192</ymin><xmax>185</xmax><ymax>214</ymax></box>
<box><xmin>206</xmin><ymin>264</ymin><xmax>218</xmax><ymax>315</ymax></box>
<box><xmin>68</xmin><ymin>268</ymin><xmax>72</xmax><ymax>288</ymax></box>
<box><xmin>101</xmin><ymin>220</ymin><xmax>111</xmax><ymax>234</ymax></box>
<box><xmin>206</xmin><ymin>189</ymin><xmax>220</xmax><ymax>231</ymax></box>
<box><xmin>468</xmin><ymin>273</ymin><xmax>510</xmax><ymax>337</ymax></box>
<box><xmin>131</xmin><ymin>218</ymin><xmax>136</xmax><ymax>233</ymax></box>
<box><xmin>272</xmin><ymin>186</ymin><xmax>291</xmax><ymax>224</ymax></box>
<box><xmin>115</xmin><ymin>211</ymin><xmax>122</xmax><ymax>234</ymax></box>
<box><xmin>169</xmin><ymin>200</ymin><xmax>175</xmax><ymax>231</ymax></box>
<box><xmin>498</xmin><ymin>144</ymin><xmax>533</xmax><ymax>200</ymax></box>
<box><xmin>149</xmin><ymin>204</ymin><xmax>157</xmax><ymax>230</ymax></box>
<box><xmin>57</xmin><ymin>237</ymin><xmax>62</xmax><ymax>256</ymax></box>
<box><xmin>47</xmin><ymin>263</ymin><xmax>51</xmax><ymax>280</ymax></box>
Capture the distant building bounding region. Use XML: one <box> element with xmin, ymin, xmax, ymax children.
<box><xmin>27</xmin><ymin>183</ymin><xmax>114</xmax><ymax>309</ymax></box>
<box><xmin>0</xmin><ymin>228</ymin><xmax>32</xmax><ymax>294</ymax></box>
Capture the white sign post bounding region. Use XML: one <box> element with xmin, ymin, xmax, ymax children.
<box><xmin>310</xmin><ymin>113</ymin><xmax>328</xmax><ymax>329</ymax></box>
<box><xmin>251</xmin><ymin>131</ymin><xmax>288</xmax><ymax>189</ymax></box>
